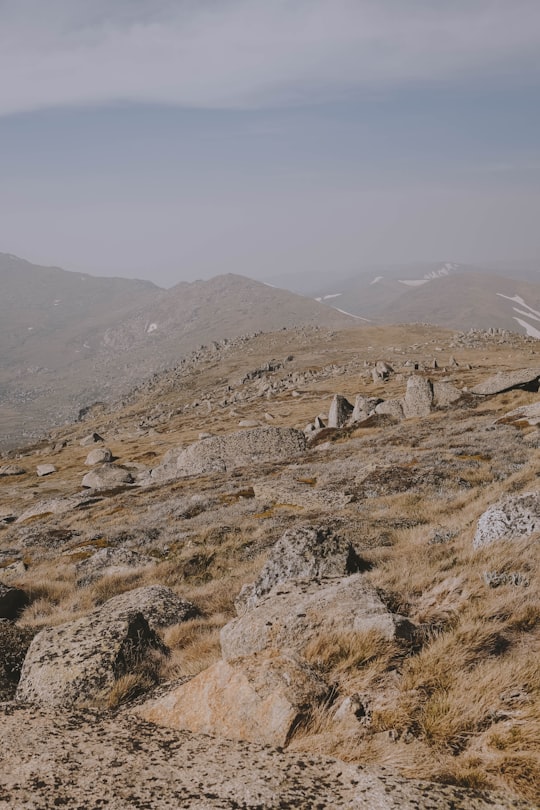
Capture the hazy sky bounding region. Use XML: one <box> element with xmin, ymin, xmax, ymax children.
<box><xmin>1</xmin><ymin>0</ymin><xmax>539</xmax><ymax>287</ymax></box>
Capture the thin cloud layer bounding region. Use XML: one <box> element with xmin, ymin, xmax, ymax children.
<box><xmin>1</xmin><ymin>0</ymin><xmax>540</xmax><ymax>116</ymax></box>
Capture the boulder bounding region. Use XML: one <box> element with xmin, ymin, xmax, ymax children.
<box><xmin>374</xmin><ymin>399</ymin><xmax>404</xmax><ymax>420</ymax></box>
<box><xmin>252</xmin><ymin>478</ymin><xmax>353</xmax><ymax>513</ymax></box>
<box><xmin>0</xmin><ymin>583</ymin><xmax>29</xmax><ymax>619</ymax></box>
<box><xmin>36</xmin><ymin>464</ymin><xmax>56</xmax><ymax>477</ymax></box>
<box><xmin>402</xmin><ymin>376</ymin><xmax>433</xmax><ymax>418</ymax></box>
<box><xmin>372</xmin><ymin>361</ymin><xmax>394</xmax><ymax>382</ymax></box>
<box><xmin>432</xmin><ymin>381</ymin><xmax>462</xmax><ymax>407</ymax></box>
<box><xmin>351</xmin><ymin>395</ymin><xmax>382</xmax><ymax>423</ymax></box>
<box><xmin>80</xmin><ymin>432</ymin><xmax>104</xmax><ymax>446</ymax></box>
<box><xmin>16</xmin><ymin>607</ymin><xmax>167</xmax><ymax>707</ymax></box>
<box><xmin>235</xmin><ymin>525</ymin><xmax>365</xmax><ymax>614</ymax></box>
<box><xmin>473</xmin><ymin>492</ymin><xmax>540</xmax><ymax>549</ymax></box>
<box><xmin>102</xmin><ymin>585</ymin><xmax>199</xmax><ymax>631</ymax></box>
<box><xmin>81</xmin><ymin>463</ymin><xmax>134</xmax><ymax>490</ymax></box>
<box><xmin>136</xmin><ymin>652</ymin><xmax>329</xmax><ymax>748</ymax></box>
<box><xmin>471</xmin><ymin>368</ymin><xmax>540</xmax><ymax>396</ymax></box>
<box><xmin>497</xmin><ymin>402</ymin><xmax>540</xmax><ymax>427</ymax></box>
<box><xmin>0</xmin><ymin>464</ymin><xmax>25</xmax><ymax>477</ymax></box>
<box><xmin>221</xmin><ymin>575</ymin><xmax>414</xmax><ymax>661</ymax></box>
<box><xmin>327</xmin><ymin>395</ymin><xmax>353</xmax><ymax>428</ymax></box>
<box><xmin>157</xmin><ymin>427</ymin><xmax>306</xmax><ymax>479</ymax></box>
<box><xmin>75</xmin><ymin>549</ymin><xmax>158</xmax><ymax>587</ymax></box>
<box><xmin>84</xmin><ymin>448</ymin><xmax>113</xmax><ymax>466</ymax></box>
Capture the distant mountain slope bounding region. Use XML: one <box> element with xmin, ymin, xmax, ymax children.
<box><xmin>0</xmin><ymin>256</ymin><xmax>355</xmax><ymax>448</ymax></box>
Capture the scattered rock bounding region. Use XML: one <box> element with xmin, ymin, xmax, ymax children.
<box><xmin>351</xmin><ymin>395</ymin><xmax>382</xmax><ymax>423</ymax></box>
<box><xmin>0</xmin><ymin>583</ymin><xmax>29</xmax><ymax>619</ymax></box>
<box><xmin>80</xmin><ymin>432</ymin><xmax>104</xmax><ymax>446</ymax></box>
<box><xmin>432</xmin><ymin>381</ymin><xmax>462</xmax><ymax>407</ymax></box>
<box><xmin>16</xmin><ymin>607</ymin><xmax>167</xmax><ymax>707</ymax></box>
<box><xmin>103</xmin><ymin>585</ymin><xmax>199</xmax><ymax>631</ymax></box>
<box><xmin>372</xmin><ymin>361</ymin><xmax>394</xmax><ymax>382</ymax></box>
<box><xmin>0</xmin><ymin>464</ymin><xmax>25</xmax><ymax>477</ymax></box>
<box><xmin>84</xmin><ymin>447</ymin><xmax>113</xmax><ymax>466</ymax></box>
<box><xmin>36</xmin><ymin>463</ymin><xmax>56</xmax><ymax>477</ymax></box>
<box><xmin>474</xmin><ymin>492</ymin><xmax>540</xmax><ymax>549</ymax></box>
<box><xmin>402</xmin><ymin>376</ymin><xmax>433</xmax><ymax>418</ymax></box>
<box><xmin>471</xmin><ymin>368</ymin><xmax>540</xmax><ymax>396</ymax></box>
<box><xmin>328</xmin><ymin>395</ymin><xmax>354</xmax><ymax>428</ymax></box>
<box><xmin>81</xmin><ymin>463</ymin><xmax>134</xmax><ymax>490</ymax></box>
<box><xmin>221</xmin><ymin>575</ymin><xmax>414</xmax><ymax>661</ymax></box>
<box><xmin>235</xmin><ymin>525</ymin><xmax>366</xmax><ymax>614</ymax></box>
<box><xmin>136</xmin><ymin>652</ymin><xmax>329</xmax><ymax>748</ymax></box>
<box><xmin>374</xmin><ymin>399</ymin><xmax>404</xmax><ymax>420</ymax></box>
<box><xmin>483</xmin><ymin>571</ymin><xmax>529</xmax><ymax>588</ymax></box>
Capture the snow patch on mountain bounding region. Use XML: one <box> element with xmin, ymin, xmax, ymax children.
<box><xmin>399</xmin><ymin>279</ymin><xmax>430</xmax><ymax>287</ymax></box>
<box><xmin>514</xmin><ymin>318</ymin><xmax>540</xmax><ymax>338</ymax></box>
<box><xmin>370</xmin><ymin>276</ymin><xmax>383</xmax><ymax>285</ymax></box>
<box><xmin>331</xmin><ymin>306</ymin><xmax>371</xmax><ymax>321</ymax></box>
<box><xmin>146</xmin><ymin>323</ymin><xmax>158</xmax><ymax>334</ymax></box>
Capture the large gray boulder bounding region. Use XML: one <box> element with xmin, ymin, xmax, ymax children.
<box><xmin>81</xmin><ymin>463</ymin><xmax>134</xmax><ymax>490</ymax></box>
<box><xmin>374</xmin><ymin>399</ymin><xmax>404</xmax><ymax>420</ymax></box>
<box><xmin>136</xmin><ymin>652</ymin><xmax>329</xmax><ymax>748</ymax></box>
<box><xmin>235</xmin><ymin>525</ymin><xmax>365</xmax><ymax>614</ymax></box>
<box><xmin>156</xmin><ymin>427</ymin><xmax>306</xmax><ymax>479</ymax></box>
<box><xmin>103</xmin><ymin>585</ymin><xmax>199</xmax><ymax>631</ymax></box>
<box><xmin>351</xmin><ymin>395</ymin><xmax>382</xmax><ymax>423</ymax></box>
<box><xmin>432</xmin><ymin>381</ymin><xmax>462</xmax><ymax>407</ymax></box>
<box><xmin>221</xmin><ymin>575</ymin><xmax>414</xmax><ymax>661</ymax></box>
<box><xmin>327</xmin><ymin>395</ymin><xmax>353</xmax><ymax>428</ymax></box>
<box><xmin>402</xmin><ymin>376</ymin><xmax>433</xmax><ymax>418</ymax></box>
<box><xmin>471</xmin><ymin>368</ymin><xmax>540</xmax><ymax>396</ymax></box>
<box><xmin>497</xmin><ymin>402</ymin><xmax>540</xmax><ymax>427</ymax></box>
<box><xmin>473</xmin><ymin>492</ymin><xmax>540</xmax><ymax>549</ymax></box>
<box><xmin>16</xmin><ymin>609</ymin><xmax>166</xmax><ymax>707</ymax></box>
<box><xmin>84</xmin><ymin>447</ymin><xmax>113</xmax><ymax>466</ymax></box>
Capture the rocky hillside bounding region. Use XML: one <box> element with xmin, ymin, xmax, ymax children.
<box><xmin>0</xmin><ymin>322</ymin><xmax>538</xmax><ymax>807</ymax></box>
<box><xmin>0</xmin><ymin>255</ymin><xmax>353</xmax><ymax>450</ymax></box>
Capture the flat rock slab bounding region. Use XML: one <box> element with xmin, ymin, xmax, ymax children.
<box><xmin>0</xmin><ymin>464</ymin><xmax>25</xmax><ymax>476</ymax></box>
<box><xmin>471</xmin><ymin>368</ymin><xmax>540</xmax><ymax>396</ymax></box>
<box><xmin>221</xmin><ymin>575</ymin><xmax>413</xmax><ymax>661</ymax></box>
<box><xmin>82</xmin><ymin>463</ymin><xmax>134</xmax><ymax>490</ymax></box>
<box><xmin>0</xmin><ymin>705</ymin><xmax>527</xmax><ymax>810</ymax></box>
<box><xmin>497</xmin><ymin>402</ymin><xmax>540</xmax><ymax>427</ymax></box>
<box><xmin>474</xmin><ymin>491</ymin><xmax>540</xmax><ymax>549</ymax></box>
<box><xmin>137</xmin><ymin>653</ymin><xmax>329</xmax><ymax>747</ymax></box>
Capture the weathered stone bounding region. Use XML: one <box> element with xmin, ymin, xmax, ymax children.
<box><xmin>474</xmin><ymin>492</ymin><xmax>540</xmax><ymax>549</ymax></box>
<box><xmin>0</xmin><ymin>464</ymin><xmax>25</xmax><ymax>477</ymax></box>
<box><xmin>471</xmin><ymin>368</ymin><xmax>540</xmax><ymax>396</ymax></box>
<box><xmin>81</xmin><ymin>463</ymin><xmax>134</xmax><ymax>490</ymax></box>
<box><xmin>402</xmin><ymin>376</ymin><xmax>433</xmax><ymax>418</ymax></box>
<box><xmin>497</xmin><ymin>401</ymin><xmax>540</xmax><ymax>427</ymax></box>
<box><xmin>75</xmin><ymin>549</ymin><xmax>157</xmax><ymax>587</ymax></box>
<box><xmin>1</xmin><ymin>706</ymin><xmax>523</xmax><ymax>810</ymax></box>
<box><xmin>222</xmin><ymin>575</ymin><xmax>414</xmax><ymax>661</ymax></box>
<box><xmin>103</xmin><ymin>585</ymin><xmax>199</xmax><ymax>630</ymax></box>
<box><xmin>252</xmin><ymin>479</ymin><xmax>354</xmax><ymax>513</ymax></box>
<box><xmin>156</xmin><ymin>427</ymin><xmax>306</xmax><ymax>479</ymax></box>
<box><xmin>136</xmin><ymin>652</ymin><xmax>329</xmax><ymax>747</ymax></box>
<box><xmin>235</xmin><ymin>525</ymin><xmax>365</xmax><ymax>614</ymax></box>
<box><xmin>36</xmin><ymin>463</ymin><xmax>56</xmax><ymax>477</ymax></box>
<box><xmin>351</xmin><ymin>395</ymin><xmax>382</xmax><ymax>423</ymax></box>
<box><xmin>328</xmin><ymin>395</ymin><xmax>353</xmax><ymax>428</ymax></box>
<box><xmin>16</xmin><ymin>607</ymin><xmax>167</xmax><ymax>707</ymax></box>
<box><xmin>374</xmin><ymin>399</ymin><xmax>404</xmax><ymax>420</ymax></box>
<box><xmin>80</xmin><ymin>432</ymin><xmax>104</xmax><ymax>446</ymax></box>
<box><xmin>0</xmin><ymin>583</ymin><xmax>29</xmax><ymax>619</ymax></box>
<box><xmin>372</xmin><ymin>361</ymin><xmax>394</xmax><ymax>381</ymax></box>
<box><xmin>84</xmin><ymin>447</ymin><xmax>113</xmax><ymax>466</ymax></box>
<box><xmin>432</xmin><ymin>381</ymin><xmax>462</xmax><ymax>407</ymax></box>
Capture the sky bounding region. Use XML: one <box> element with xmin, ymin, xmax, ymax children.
<box><xmin>0</xmin><ymin>0</ymin><xmax>539</xmax><ymax>287</ymax></box>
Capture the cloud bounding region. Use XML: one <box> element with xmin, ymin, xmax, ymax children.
<box><xmin>0</xmin><ymin>0</ymin><xmax>539</xmax><ymax>115</ymax></box>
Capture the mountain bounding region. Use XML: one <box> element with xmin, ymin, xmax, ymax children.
<box><xmin>0</xmin><ymin>255</ymin><xmax>355</xmax><ymax>448</ymax></box>
<box><xmin>281</xmin><ymin>261</ymin><xmax>540</xmax><ymax>335</ymax></box>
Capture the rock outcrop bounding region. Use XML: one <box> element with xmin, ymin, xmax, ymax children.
<box><xmin>75</xmin><ymin>548</ymin><xmax>157</xmax><ymax>586</ymax></box>
<box><xmin>497</xmin><ymin>402</ymin><xmax>540</xmax><ymax>427</ymax></box>
<box><xmin>474</xmin><ymin>492</ymin><xmax>540</xmax><ymax>549</ymax></box>
<box><xmin>154</xmin><ymin>427</ymin><xmax>307</xmax><ymax>479</ymax></box>
<box><xmin>81</xmin><ymin>463</ymin><xmax>134</xmax><ymax>490</ymax></box>
<box><xmin>137</xmin><ymin>652</ymin><xmax>329</xmax><ymax>747</ymax></box>
<box><xmin>235</xmin><ymin>525</ymin><xmax>365</xmax><ymax>613</ymax></box>
<box><xmin>84</xmin><ymin>447</ymin><xmax>113</xmax><ymax>465</ymax></box>
<box><xmin>328</xmin><ymin>395</ymin><xmax>354</xmax><ymax>428</ymax></box>
<box><xmin>221</xmin><ymin>575</ymin><xmax>414</xmax><ymax>661</ymax></box>
<box><xmin>402</xmin><ymin>375</ymin><xmax>433</xmax><ymax>418</ymax></box>
<box><xmin>471</xmin><ymin>368</ymin><xmax>540</xmax><ymax>396</ymax></box>
<box><xmin>103</xmin><ymin>585</ymin><xmax>199</xmax><ymax>630</ymax></box>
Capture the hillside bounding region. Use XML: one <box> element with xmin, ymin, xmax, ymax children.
<box><xmin>0</xmin><ymin>322</ymin><xmax>538</xmax><ymax>807</ymax></box>
<box><xmin>0</xmin><ymin>256</ymin><xmax>354</xmax><ymax>449</ymax></box>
